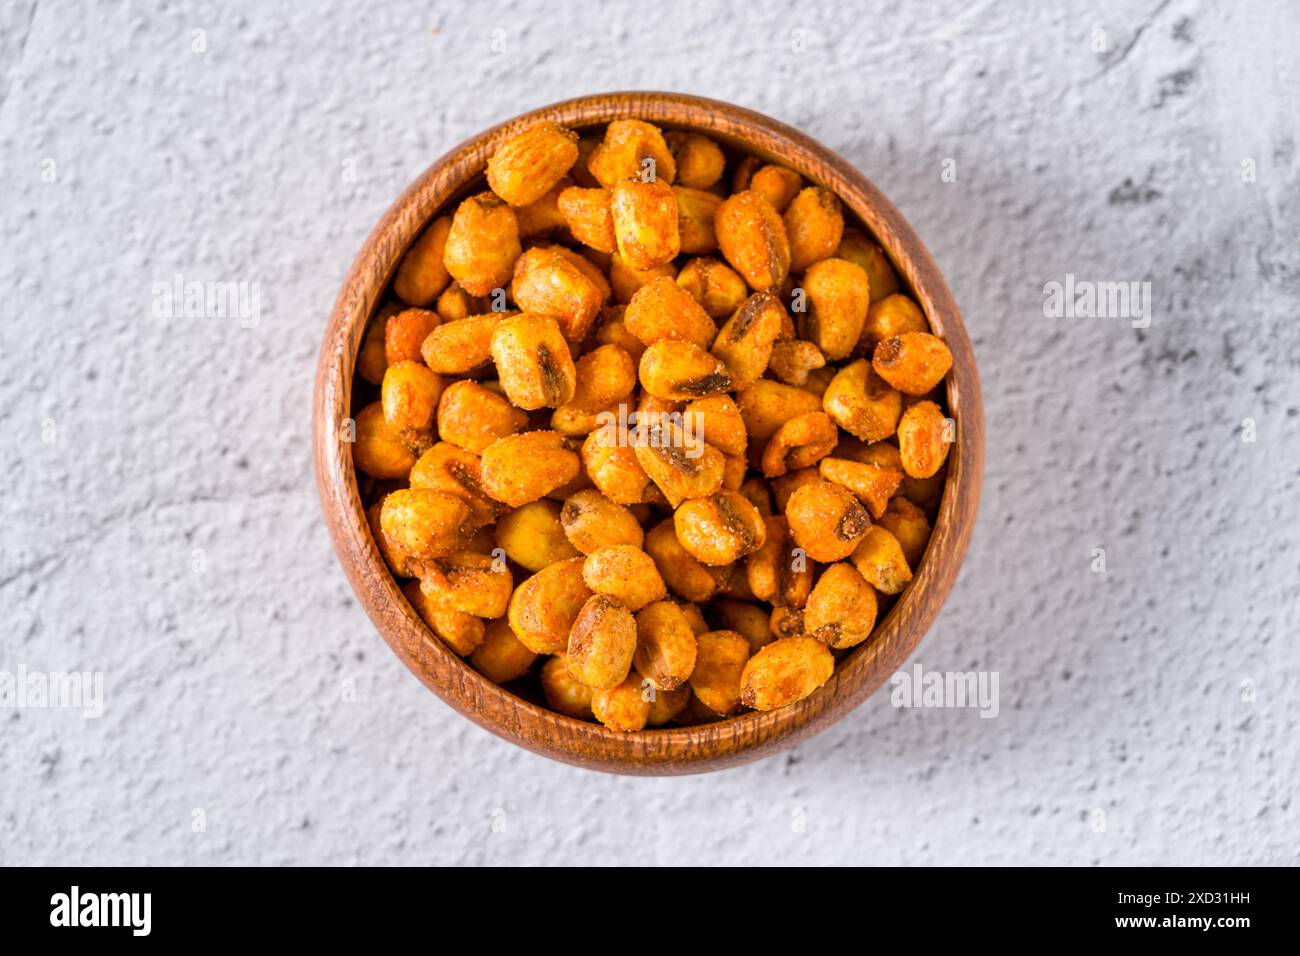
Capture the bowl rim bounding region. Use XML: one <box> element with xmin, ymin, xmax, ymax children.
<box><xmin>312</xmin><ymin>91</ymin><xmax>984</xmax><ymax>775</ymax></box>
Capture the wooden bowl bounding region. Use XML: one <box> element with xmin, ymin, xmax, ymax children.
<box><xmin>313</xmin><ymin>92</ymin><xmax>983</xmax><ymax>775</ymax></box>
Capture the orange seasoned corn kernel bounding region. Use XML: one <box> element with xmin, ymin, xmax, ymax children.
<box><xmin>557</xmin><ymin>185</ymin><xmax>617</xmax><ymax>253</ymax></box>
<box><xmin>804</xmin><ymin>562</ymin><xmax>877</xmax><ymax>649</ymax></box>
<box><xmin>639</xmin><ymin>340</ymin><xmax>733</xmax><ymax>401</ymax></box>
<box><xmin>588</xmin><ymin>119</ymin><xmax>676</xmax><ymax>188</ymax></box>
<box><xmin>470</xmin><ymin>618</ymin><xmax>537</xmax><ymax>683</ymax></box>
<box><xmin>490</xmin><ymin>314</ymin><xmax>578</xmax><ymax>410</ymax></box>
<box><xmin>561</xmin><ymin>489</ymin><xmax>645</xmax><ymax>554</ymax></box>
<box><xmin>689</xmin><ymin>630</ymin><xmax>750</xmax><ymax>716</ymax></box>
<box><xmin>385</xmin><ymin>307</ymin><xmax>441</xmax><ymax>365</ymax></box>
<box><xmin>673</xmin><ymin>186</ymin><xmax>722</xmax><ymax>255</ymax></box>
<box><xmin>404</xmin><ymin>581</ymin><xmax>486</xmax><ymax>656</ymax></box>
<box><xmin>566</xmin><ymin>593</ymin><xmax>638</xmax><ymax>689</ymax></box>
<box><xmin>850</xmin><ymin>525</ymin><xmax>913</xmax><ymax>594</ymax></box>
<box><xmin>633</xmin><ymin>419</ymin><xmax>726</xmax><ymax>507</ymax></box>
<box><xmin>436</xmin><ymin>379</ymin><xmax>526</xmax><ymax>453</ymax></box>
<box><xmin>409</xmin><ymin>442</ymin><xmax>504</xmax><ymax>532</ymax></box>
<box><xmin>486</xmin><ymin>121</ymin><xmax>579</xmax><ymax>207</ymax></box>
<box><xmin>676</xmin><ymin>257</ymin><xmax>748</xmax><ymax>319</ymax></box>
<box><xmin>510</xmin><ymin>247</ymin><xmax>606</xmax><ymax>343</ymax></box>
<box><xmin>420</xmin><ymin>313</ymin><xmax>504</xmax><ymax>374</ymax></box>
<box><xmin>644</xmin><ymin>518</ymin><xmax>723</xmax><ymax>602</ymax></box>
<box><xmin>802</xmin><ymin>258</ymin><xmax>870</xmax><ymax>361</ymax></box>
<box><xmin>872</xmin><ymin>332</ymin><xmax>954</xmax><ymax>396</ymax></box>
<box><xmin>443</xmin><ymin>192</ymin><xmax>521</xmax><ymax>296</ymax></box>
<box><xmin>673</xmin><ymin>490</ymin><xmax>767</xmax><ymax>566</ymax></box>
<box><xmin>785</xmin><ymin>478</ymin><xmax>871</xmax><ymax>562</ymax></box>
<box><xmin>711</xmin><ymin>291</ymin><xmax>787</xmax><ymax>389</ymax></box>
<box><xmin>583</xmin><ymin>545</ymin><xmax>667</xmax><ymax>611</ymax></box>
<box><xmin>480</xmin><ymin>430</ymin><xmax>580</xmax><ymax>507</ymax></box>
<box><xmin>541</xmin><ymin>654</ymin><xmax>595</xmax><ymax>719</ymax></box>
<box><xmin>665</xmin><ymin>131</ymin><xmax>725</xmax><ymax>189</ymax></box>
<box><xmin>591</xmin><ymin>673</ymin><xmax>651</xmax><ymax>732</ymax></box>
<box><xmin>859</xmin><ymin>293</ymin><xmax>928</xmax><ymax>353</ymax></box>
<box><xmin>380</xmin><ymin>488</ymin><xmax>471</xmax><ymax>562</ymax></box>
<box><xmin>896</xmin><ymin>400</ymin><xmax>951</xmax><ymax>479</ymax></box>
<box><xmin>494</xmin><ymin>499</ymin><xmax>579</xmax><ymax>571</ymax></box>
<box><xmin>610</xmin><ymin>178</ymin><xmax>680</xmax><ymax>270</ymax></box>
<box><xmin>715</xmin><ymin>190</ymin><xmax>790</xmax><ymax>291</ymax></box>
<box><xmin>876</xmin><ymin>496</ymin><xmax>931</xmax><ymax>567</ymax></box>
<box><xmin>353</xmin><ymin>401</ymin><xmax>417</xmax><ymax>479</ymax></box>
<box><xmin>356</xmin><ymin>117</ymin><xmax>960</xmax><ymax>724</ymax></box>
<box><xmin>784</xmin><ymin>187</ymin><xmax>844</xmax><ymax>272</ymax></box>
<box><xmin>819</xmin><ymin>456</ymin><xmax>903</xmax><ymax>519</ymax></box>
<box><xmin>633</xmin><ymin>600</ymin><xmax>698</xmax><ymax>690</ymax></box>
<box><xmin>823</xmin><ymin>359</ymin><xmax>903</xmax><ymax>442</ymax></box>
<box><xmin>746</xmin><ymin>515</ymin><xmax>814</xmax><ymax>609</ymax></box>
<box><xmin>419</xmin><ymin>550</ymin><xmax>513</xmax><ymax>619</ymax></box>
<box><xmin>508</xmin><ymin>556</ymin><xmax>591</xmax><ymax>654</ymax></box>
<box><xmin>837</xmin><ymin>228</ymin><xmax>900</xmax><ymax>303</ymax></box>
<box><xmin>749</xmin><ymin>165</ymin><xmax>803</xmax><ymax>213</ymax></box>
<box><xmin>761</xmin><ymin>411</ymin><xmax>839</xmax><ymax>478</ymax></box>
<box><xmin>393</xmin><ymin>217</ymin><xmax>453</xmax><ymax>307</ymax></box>
<box><xmin>739</xmin><ymin>636</ymin><xmax>834</xmax><ymax>710</ymax></box>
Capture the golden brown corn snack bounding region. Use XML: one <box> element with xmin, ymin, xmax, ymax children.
<box><xmin>582</xmin><ymin>545</ymin><xmax>667</xmax><ymax>611</ymax></box>
<box><xmin>822</xmin><ymin>359</ymin><xmax>903</xmax><ymax>442</ymax></box>
<box><xmin>404</xmin><ymin>582</ymin><xmax>485</xmax><ymax>656</ymax></box>
<box><xmin>420</xmin><ymin>313</ymin><xmax>504</xmax><ymax>374</ymax></box>
<box><xmin>876</xmin><ymin>496</ymin><xmax>931</xmax><ymax>567</ymax></box>
<box><xmin>508</xmin><ymin>556</ymin><xmax>591</xmax><ymax>654</ymax></box>
<box><xmin>673</xmin><ymin>490</ymin><xmax>767</xmax><ymax>566</ymax></box>
<box><xmin>486</xmin><ymin>121</ymin><xmax>579</xmax><ymax>207</ymax></box>
<box><xmin>561</xmin><ymin>489</ymin><xmax>645</xmax><ymax>553</ymax></box>
<box><xmin>872</xmin><ymin>332</ymin><xmax>954</xmax><ymax>396</ymax></box>
<box><xmin>715</xmin><ymin>190</ymin><xmax>790</xmax><ymax>291</ymax></box>
<box><xmin>804</xmin><ymin>563</ymin><xmax>877</xmax><ymax>649</ymax></box>
<box><xmin>739</xmin><ymin>636</ymin><xmax>834</xmax><ymax>710</ymax></box>
<box><xmin>896</xmin><ymin>400</ymin><xmax>951</xmax><ymax>478</ymax></box>
<box><xmin>802</xmin><ymin>257</ymin><xmax>870</xmax><ymax>361</ymax></box>
<box><xmin>470</xmin><ymin>619</ymin><xmax>538</xmax><ymax>683</ymax></box>
<box><xmin>676</xmin><ymin>257</ymin><xmax>748</xmax><ymax>319</ymax></box>
<box><xmin>443</xmin><ymin>192</ymin><xmax>521</xmax><ymax>296</ymax></box>
<box><xmin>419</xmin><ymin>550</ymin><xmax>512</xmax><ymax>619</ymax></box>
<box><xmin>624</xmin><ymin>275</ymin><xmax>717</xmax><ymax>350</ymax></box>
<box><xmin>385</xmin><ymin>307</ymin><xmax>442</xmax><ymax>365</ymax></box>
<box><xmin>633</xmin><ymin>600</ymin><xmax>698</xmax><ymax>690</ymax></box>
<box><xmin>689</xmin><ymin>630</ymin><xmax>750</xmax><ymax>716</ymax></box>
<box><xmin>510</xmin><ymin>247</ymin><xmax>606</xmax><ymax>343</ymax></box>
<box><xmin>850</xmin><ymin>525</ymin><xmax>913</xmax><ymax>594</ymax></box>
<box><xmin>541</xmin><ymin>654</ymin><xmax>595</xmax><ymax>719</ymax></box>
<box><xmin>393</xmin><ymin>217</ymin><xmax>453</xmax><ymax>307</ymax></box>
<box><xmin>566</xmin><ymin>594</ymin><xmax>638</xmax><ymax>689</ymax></box>
<box><xmin>837</xmin><ymin>228</ymin><xmax>900</xmax><ymax>303</ymax></box>
<box><xmin>494</xmin><ymin>499</ymin><xmax>580</xmax><ymax>571</ymax></box>
<box><xmin>785</xmin><ymin>479</ymin><xmax>871</xmax><ymax>562</ymax></box>
<box><xmin>408</xmin><ymin>442</ymin><xmax>504</xmax><ymax>532</ymax></box>
<box><xmin>435</xmin><ymin>379</ymin><xmax>526</xmax><ymax>453</ymax></box>
<box><xmin>711</xmin><ymin>291</ymin><xmax>787</xmax><ymax>389</ymax></box>
<box><xmin>611</xmin><ymin>178</ymin><xmax>680</xmax><ymax>270</ymax></box>
<box><xmin>665</xmin><ymin>131</ymin><xmax>725</xmax><ymax>189</ymax></box>
<box><xmin>784</xmin><ymin>187</ymin><xmax>844</xmax><ymax>272</ymax></box>
<box><xmin>588</xmin><ymin>119</ymin><xmax>676</xmax><ymax>187</ymax></box>
<box><xmin>480</xmin><ymin>430</ymin><xmax>580</xmax><ymax>507</ymax></box>
<box><xmin>353</xmin><ymin>401</ymin><xmax>418</xmax><ymax>479</ymax></box>
<box><xmin>591</xmin><ymin>673</ymin><xmax>651</xmax><ymax>732</ymax></box>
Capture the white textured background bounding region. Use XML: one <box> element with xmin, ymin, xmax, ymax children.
<box><xmin>2</xmin><ymin>0</ymin><xmax>1297</xmax><ymax>866</ymax></box>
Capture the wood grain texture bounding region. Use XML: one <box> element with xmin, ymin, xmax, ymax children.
<box><xmin>312</xmin><ymin>92</ymin><xmax>984</xmax><ymax>775</ymax></box>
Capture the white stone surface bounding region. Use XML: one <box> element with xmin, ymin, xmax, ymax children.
<box><xmin>2</xmin><ymin>0</ymin><xmax>1297</xmax><ymax>866</ymax></box>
